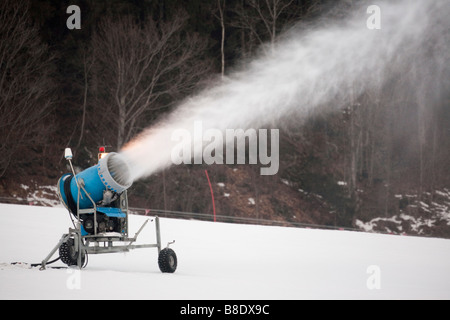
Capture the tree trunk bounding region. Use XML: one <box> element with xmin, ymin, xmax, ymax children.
<box><xmin>218</xmin><ymin>0</ymin><xmax>226</xmax><ymax>78</ymax></box>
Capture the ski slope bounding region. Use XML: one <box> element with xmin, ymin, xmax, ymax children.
<box><xmin>1</xmin><ymin>203</ymin><xmax>450</xmax><ymax>300</ymax></box>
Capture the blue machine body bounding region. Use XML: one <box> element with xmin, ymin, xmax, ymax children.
<box><xmin>58</xmin><ymin>165</ymin><xmax>106</xmax><ymax>210</ymax></box>
<box><xmin>57</xmin><ymin>152</ymin><xmax>132</xmax><ymax>237</ymax></box>
<box><xmin>72</xmin><ymin>164</ymin><xmax>105</xmax><ymax>209</ymax></box>
<box><xmin>96</xmin><ymin>207</ymin><xmax>127</xmax><ymax>218</ymax></box>
<box><xmin>78</xmin><ymin>207</ymin><xmax>127</xmax><ymax>236</ymax></box>
<box><xmin>57</xmin><ymin>152</ymin><xmax>132</xmax><ymax>213</ymax></box>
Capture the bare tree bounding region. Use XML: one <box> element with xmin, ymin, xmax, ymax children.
<box><xmin>90</xmin><ymin>12</ymin><xmax>213</xmax><ymax>148</ymax></box>
<box><xmin>76</xmin><ymin>46</ymin><xmax>94</xmax><ymax>150</ymax></box>
<box><xmin>0</xmin><ymin>0</ymin><xmax>55</xmax><ymax>177</ymax></box>
<box><xmin>232</xmin><ymin>0</ymin><xmax>297</xmax><ymax>55</ymax></box>
<box><xmin>215</xmin><ymin>0</ymin><xmax>226</xmax><ymax>78</ymax></box>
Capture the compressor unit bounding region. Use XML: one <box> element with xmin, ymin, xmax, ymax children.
<box><xmin>39</xmin><ymin>147</ymin><xmax>177</xmax><ymax>273</ymax></box>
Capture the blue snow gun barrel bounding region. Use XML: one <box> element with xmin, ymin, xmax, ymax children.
<box><xmin>57</xmin><ymin>151</ymin><xmax>133</xmax><ymax>212</ymax></box>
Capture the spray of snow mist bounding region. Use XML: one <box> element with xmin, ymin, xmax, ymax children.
<box><xmin>118</xmin><ymin>0</ymin><xmax>449</xmax><ymax>182</ymax></box>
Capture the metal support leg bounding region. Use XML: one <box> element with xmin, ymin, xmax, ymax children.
<box><xmin>155</xmin><ymin>216</ymin><xmax>161</xmax><ymax>253</ymax></box>
<box><xmin>126</xmin><ymin>219</ymin><xmax>150</xmax><ymax>248</ymax></box>
<box><xmin>75</xmin><ymin>232</ymin><xmax>84</xmax><ymax>269</ymax></box>
<box><xmin>40</xmin><ymin>234</ymin><xmax>70</xmax><ymax>270</ymax></box>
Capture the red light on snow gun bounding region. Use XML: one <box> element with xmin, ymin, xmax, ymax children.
<box><xmin>98</xmin><ymin>146</ymin><xmax>108</xmax><ymax>161</ymax></box>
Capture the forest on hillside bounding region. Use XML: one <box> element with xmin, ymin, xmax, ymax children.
<box><xmin>1</xmin><ymin>0</ymin><xmax>449</xmax><ymax>236</ymax></box>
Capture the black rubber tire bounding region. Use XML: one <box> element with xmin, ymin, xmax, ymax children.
<box><xmin>158</xmin><ymin>248</ymin><xmax>177</xmax><ymax>273</ymax></box>
<box><xmin>59</xmin><ymin>238</ymin><xmax>85</xmax><ymax>266</ymax></box>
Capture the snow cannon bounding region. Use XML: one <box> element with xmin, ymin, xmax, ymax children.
<box><xmin>57</xmin><ymin>150</ymin><xmax>132</xmax><ymax>212</ymax></box>
<box><xmin>43</xmin><ymin>147</ymin><xmax>177</xmax><ymax>273</ymax></box>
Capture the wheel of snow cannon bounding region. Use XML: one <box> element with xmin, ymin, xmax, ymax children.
<box><xmin>59</xmin><ymin>238</ymin><xmax>85</xmax><ymax>266</ymax></box>
<box><xmin>158</xmin><ymin>248</ymin><xmax>177</xmax><ymax>273</ymax></box>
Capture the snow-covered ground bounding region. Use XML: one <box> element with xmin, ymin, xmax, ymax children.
<box><xmin>1</xmin><ymin>203</ymin><xmax>450</xmax><ymax>300</ymax></box>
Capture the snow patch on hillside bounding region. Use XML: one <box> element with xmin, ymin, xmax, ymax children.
<box><xmin>356</xmin><ymin>189</ymin><xmax>450</xmax><ymax>236</ymax></box>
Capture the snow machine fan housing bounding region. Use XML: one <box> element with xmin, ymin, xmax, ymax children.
<box><xmin>57</xmin><ymin>151</ymin><xmax>133</xmax><ymax>212</ymax></box>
